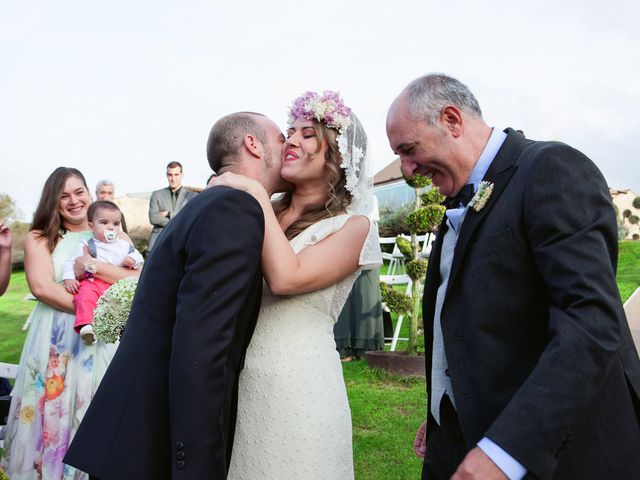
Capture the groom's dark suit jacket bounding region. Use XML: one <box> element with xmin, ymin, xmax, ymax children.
<box><xmin>422</xmin><ymin>129</ymin><xmax>640</xmax><ymax>479</ymax></box>
<box><xmin>64</xmin><ymin>186</ymin><xmax>265</xmax><ymax>480</ymax></box>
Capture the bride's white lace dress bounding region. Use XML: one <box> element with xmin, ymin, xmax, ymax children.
<box><xmin>228</xmin><ymin>214</ymin><xmax>381</xmax><ymax>480</ymax></box>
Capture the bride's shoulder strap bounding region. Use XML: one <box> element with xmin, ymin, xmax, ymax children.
<box><xmin>290</xmin><ymin>214</ymin><xmax>351</xmax><ymax>253</ymax></box>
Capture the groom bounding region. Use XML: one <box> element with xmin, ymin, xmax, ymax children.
<box><xmin>64</xmin><ymin>112</ymin><xmax>287</xmax><ymax>479</ymax></box>
<box><xmin>386</xmin><ymin>74</ymin><xmax>640</xmax><ymax>479</ymax></box>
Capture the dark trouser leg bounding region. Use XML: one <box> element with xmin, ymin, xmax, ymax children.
<box><xmin>422</xmin><ymin>395</ymin><xmax>468</xmax><ymax>479</ymax></box>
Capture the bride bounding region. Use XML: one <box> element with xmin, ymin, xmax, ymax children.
<box><xmin>212</xmin><ymin>91</ymin><xmax>381</xmax><ymax>479</ymax></box>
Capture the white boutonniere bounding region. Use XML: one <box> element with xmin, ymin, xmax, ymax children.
<box><xmin>468</xmin><ymin>181</ymin><xmax>494</xmax><ymax>212</ymax></box>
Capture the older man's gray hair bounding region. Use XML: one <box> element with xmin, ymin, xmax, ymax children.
<box><xmin>404</xmin><ymin>73</ymin><xmax>483</xmax><ymax>125</ymax></box>
<box><xmin>95</xmin><ymin>179</ymin><xmax>115</xmax><ymax>196</ymax></box>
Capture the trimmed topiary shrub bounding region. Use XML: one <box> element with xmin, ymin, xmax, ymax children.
<box><xmin>406</xmin><ymin>259</ymin><xmax>428</xmax><ymax>282</ymax></box>
<box><xmin>380</xmin><ymin>282</ymin><xmax>412</xmax><ymax>315</ymax></box>
<box><xmin>396</xmin><ymin>236</ymin><xmax>412</xmax><ymax>260</ymax></box>
<box><xmin>406</xmin><ymin>205</ymin><xmax>446</xmax><ymax>234</ymax></box>
<box><xmin>421</xmin><ymin>188</ymin><xmax>446</xmax><ymax>206</ymax></box>
<box><xmin>404</xmin><ymin>173</ymin><xmax>433</xmax><ymax>189</ymax></box>
<box><xmin>383</xmin><ymin>176</ymin><xmax>444</xmax><ymax>354</ymax></box>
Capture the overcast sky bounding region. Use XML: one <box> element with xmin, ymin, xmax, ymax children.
<box><xmin>2</xmin><ymin>0</ymin><xmax>639</xmax><ymax>220</ymax></box>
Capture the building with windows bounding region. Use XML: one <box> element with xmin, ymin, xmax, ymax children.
<box><xmin>373</xmin><ymin>158</ymin><xmax>414</xmax><ymax>212</ymax></box>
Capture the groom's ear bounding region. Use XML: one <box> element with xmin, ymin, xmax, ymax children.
<box><xmin>243</xmin><ymin>134</ymin><xmax>264</xmax><ymax>159</ymax></box>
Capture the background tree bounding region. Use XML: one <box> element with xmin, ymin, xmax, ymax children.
<box><xmin>633</xmin><ymin>196</ymin><xmax>640</xmax><ymax>210</ymax></box>
<box><xmin>0</xmin><ymin>192</ymin><xmax>21</xmax><ymax>223</ymax></box>
<box><xmin>9</xmin><ymin>221</ymin><xmax>30</xmax><ymax>266</ymax></box>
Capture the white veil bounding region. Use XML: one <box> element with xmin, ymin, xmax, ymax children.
<box><xmin>338</xmin><ymin>112</ymin><xmax>374</xmax><ymax>218</ymax></box>
<box><xmin>337</xmin><ymin>112</ymin><xmax>381</xmax><ymax>268</ymax></box>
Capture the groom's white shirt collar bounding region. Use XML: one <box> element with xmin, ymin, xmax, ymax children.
<box><xmin>445</xmin><ymin>127</ymin><xmax>507</xmax><ymax>233</ymax></box>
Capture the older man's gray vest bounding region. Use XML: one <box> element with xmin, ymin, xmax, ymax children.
<box><xmin>431</xmin><ymin>213</ymin><xmax>465</xmax><ymax>424</ymax></box>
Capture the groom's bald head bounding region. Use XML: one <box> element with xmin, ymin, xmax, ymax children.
<box><xmin>207</xmin><ymin>112</ymin><xmax>269</xmax><ymax>173</ymax></box>
<box><xmin>207</xmin><ymin>111</ymin><xmax>288</xmax><ymax>195</ymax></box>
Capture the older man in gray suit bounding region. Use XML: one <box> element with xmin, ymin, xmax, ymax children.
<box><xmin>148</xmin><ymin>161</ymin><xmax>197</xmax><ymax>250</ymax></box>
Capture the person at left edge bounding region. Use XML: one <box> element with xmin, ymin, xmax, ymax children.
<box><xmin>63</xmin><ymin>112</ymin><xmax>288</xmax><ymax>480</ymax></box>
<box><xmin>0</xmin><ymin>218</ymin><xmax>11</xmax><ymax>295</ymax></box>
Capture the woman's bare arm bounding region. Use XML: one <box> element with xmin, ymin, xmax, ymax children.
<box><xmin>212</xmin><ymin>173</ymin><xmax>369</xmax><ymax>295</ymax></box>
<box><xmin>24</xmin><ymin>232</ymin><xmax>75</xmax><ymax>313</ymax></box>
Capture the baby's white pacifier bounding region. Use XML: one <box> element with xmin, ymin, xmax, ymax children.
<box><xmin>104</xmin><ymin>229</ymin><xmax>117</xmax><ymax>243</ymax></box>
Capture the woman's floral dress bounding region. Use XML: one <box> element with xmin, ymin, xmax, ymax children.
<box><xmin>1</xmin><ymin>231</ymin><xmax>118</xmax><ymax>480</ymax></box>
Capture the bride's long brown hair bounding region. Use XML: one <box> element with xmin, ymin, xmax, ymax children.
<box><xmin>273</xmin><ymin>120</ymin><xmax>352</xmax><ymax>239</ymax></box>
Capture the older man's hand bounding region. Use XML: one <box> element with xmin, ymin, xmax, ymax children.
<box><xmin>451</xmin><ymin>447</ymin><xmax>508</xmax><ymax>480</ymax></box>
<box><xmin>413</xmin><ymin>419</ymin><xmax>427</xmax><ymax>458</ymax></box>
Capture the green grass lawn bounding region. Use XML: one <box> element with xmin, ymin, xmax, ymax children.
<box><xmin>1</xmin><ymin>240</ymin><xmax>638</xmax><ymax>478</ymax></box>
<box><xmin>618</xmin><ymin>241</ymin><xmax>640</xmax><ymax>302</ymax></box>
<box><xmin>0</xmin><ymin>271</ymin><xmax>33</xmax><ymax>365</ymax></box>
<box><xmin>344</xmin><ymin>361</ymin><xmax>425</xmax><ymax>478</ymax></box>
<box><xmin>0</xmin><ymin>270</ymin><xmax>426</xmax><ymax>479</ymax></box>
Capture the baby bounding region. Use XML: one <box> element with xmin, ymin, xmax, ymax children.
<box><xmin>62</xmin><ymin>200</ymin><xmax>144</xmax><ymax>344</ymax></box>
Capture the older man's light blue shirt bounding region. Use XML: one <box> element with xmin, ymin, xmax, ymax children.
<box><xmin>445</xmin><ymin>127</ymin><xmax>507</xmax><ymax>232</ymax></box>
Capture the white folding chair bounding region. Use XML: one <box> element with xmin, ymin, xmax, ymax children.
<box><xmin>420</xmin><ymin>232</ymin><xmax>434</xmax><ymax>259</ymax></box>
<box><xmin>379</xmin><ymin>236</ymin><xmax>408</xmax><ymax>275</ymax></box>
<box><xmin>380</xmin><ymin>274</ymin><xmax>412</xmax><ymax>351</ymax></box>
<box><xmin>0</xmin><ymin>363</ymin><xmax>18</xmax><ymax>379</ymax></box>
<box><xmin>379</xmin><ymin>236</ymin><xmax>397</xmax><ymax>273</ymax></box>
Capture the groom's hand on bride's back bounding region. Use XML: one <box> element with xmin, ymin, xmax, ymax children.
<box><xmin>413</xmin><ymin>419</ymin><xmax>427</xmax><ymax>458</ymax></box>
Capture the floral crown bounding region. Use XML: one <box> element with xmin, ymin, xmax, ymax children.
<box><xmin>287</xmin><ymin>90</ymin><xmax>352</xmax><ymax>132</ymax></box>
<box><xmin>287</xmin><ymin>90</ymin><xmax>373</xmax><ymax>216</ymax></box>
